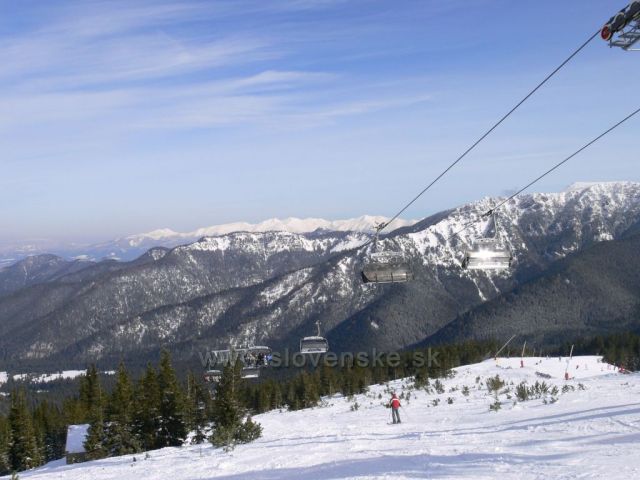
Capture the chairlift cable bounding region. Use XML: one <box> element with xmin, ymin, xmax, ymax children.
<box><xmin>447</xmin><ymin>105</ymin><xmax>640</xmax><ymax>241</ymax></box>
<box><xmin>297</xmin><ymin>28</ymin><xmax>610</xmax><ymax>345</ymax></box>
<box><xmin>374</xmin><ymin>29</ymin><xmax>600</xmax><ymax>239</ymax></box>
<box><xmin>299</xmin><ymin>27</ymin><xmax>601</xmax><ymax>290</ymax></box>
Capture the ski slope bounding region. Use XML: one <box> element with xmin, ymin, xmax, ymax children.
<box><xmin>11</xmin><ymin>356</ymin><xmax>640</xmax><ymax>480</ymax></box>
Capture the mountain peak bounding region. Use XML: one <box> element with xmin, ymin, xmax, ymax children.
<box><xmin>565</xmin><ymin>181</ymin><xmax>640</xmax><ymax>192</ymax></box>
<box><xmin>131</xmin><ymin>216</ymin><xmax>416</xmax><ymax>241</ymax></box>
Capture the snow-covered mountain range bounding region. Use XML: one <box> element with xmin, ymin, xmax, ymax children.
<box><xmin>1</xmin><ymin>182</ymin><xmax>640</xmax><ymax>367</ymax></box>
<box><xmin>0</xmin><ymin>216</ymin><xmax>415</xmax><ymax>267</ymax></box>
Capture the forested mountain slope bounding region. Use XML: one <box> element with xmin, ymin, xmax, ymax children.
<box><xmin>1</xmin><ymin>183</ymin><xmax>640</xmax><ymax>368</ymax></box>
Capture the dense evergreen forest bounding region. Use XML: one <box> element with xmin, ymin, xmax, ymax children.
<box><xmin>1</xmin><ymin>333</ymin><xmax>638</xmax><ymax>475</ymax></box>
<box><xmin>570</xmin><ymin>332</ymin><xmax>640</xmax><ymax>370</ymax></box>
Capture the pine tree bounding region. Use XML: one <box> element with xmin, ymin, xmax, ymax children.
<box><xmin>299</xmin><ymin>371</ymin><xmax>320</xmax><ymax>408</ymax></box>
<box><xmin>210</xmin><ymin>361</ymin><xmax>261</xmax><ymax>449</ymax></box>
<box><xmin>256</xmin><ymin>383</ymin><xmax>272</xmax><ymax>413</ymax></box>
<box><xmin>132</xmin><ymin>363</ymin><xmax>161</xmax><ymax>450</ymax></box>
<box><xmin>285</xmin><ymin>380</ymin><xmax>299</xmax><ymax>410</ymax></box>
<box><xmin>31</xmin><ymin>409</ymin><xmax>46</xmax><ymax>466</ymax></box>
<box><xmin>82</xmin><ymin>365</ymin><xmax>107</xmax><ymax>460</ymax></box>
<box><xmin>33</xmin><ymin>401</ymin><xmax>66</xmax><ymax>463</ymax></box>
<box><xmin>0</xmin><ymin>415</ymin><xmax>11</xmax><ymax>475</ymax></box>
<box><xmin>79</xmin><ymin>365</ymin><xmax>103</xmax><ymax>421</ymax></box>
<box><xmin>184</xmin><ymin>372</ymin><xmax>196</xmax><ymax>432</ymax></box>
<box><xmin>184</xmin><ymin>372</ymin><xmax>209</xmax><ymax>444</ymax></box>
<box><xmin>8</xmin><ymin>389</ymin><xmax>42</xmax><ymax>471</ymax></box>
<box><xmin>84</xmin><ymin>406</ymin><xmax>106</xmax><ymax>460</ymax></box>
<box><xmin>319</xmin><ymin>362</ymin><xmax>338</xmax><ymax>396</ymax></box>
<box><xmin>271</xmin><ymin>384</ymin><xmax>283</xmax><ymax>410</ymax></box>
<box><xmin>156</xmin><ymin>350</ymin><xmax>187</xmax><ymax>447</ymax></box>
<box><xmin>104</xmin><ymin>362</ymin><xmax>141</xmax><ymax>456</ymax></box>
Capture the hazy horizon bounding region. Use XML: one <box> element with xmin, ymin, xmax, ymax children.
<box><xmin>2</xmin><ymin>180</ymin><xmax>637</xmax><ymax>249</ymax></box>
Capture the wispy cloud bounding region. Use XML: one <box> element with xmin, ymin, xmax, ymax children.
<box><xmin>1</xmin><ymin>22</ymin><xmax>274</xmax><ymax>88</ymax></box>
<box><xmin>0</xmin><ymin>0</ymin><xmax>432</xmax><ymax>135</ymax></box>
<box><xmin>3</xmin><ymin>0</ymin><xmax>639</xmax><ymax>243</ymax></box>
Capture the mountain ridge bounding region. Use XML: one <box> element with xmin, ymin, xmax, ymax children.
<box><xmin>0</xmin><ymin>215</ymin><xmax>415</xmax><ymax>267</ymax></box>
<box><xmin>1</xmin><ymin>182</ymin><xmax>640</xmax><ymax>368</ymax></box>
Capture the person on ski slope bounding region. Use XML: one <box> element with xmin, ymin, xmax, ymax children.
<box><xmin>389</xmin><ymin>393</ymin><xmax>401</xmax><ymax>424</ymax></box>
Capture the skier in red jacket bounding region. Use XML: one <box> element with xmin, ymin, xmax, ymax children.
<box><xmin>389</xmin><ymin>393</ymin><xmax>401</xmax><ymax>424</ymax></box>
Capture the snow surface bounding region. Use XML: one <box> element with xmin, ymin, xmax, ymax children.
<box><xmin>12</xmin><ymin>370</ymin><xmax>86</xmax><ymax>383</ymax></box>
<box><xmin>6</xmin><ymin>370</ymin><xmax>115</xmax><ymax>385</ymax></box>
<box><xmin>65</xmin><ymin>425</ymin><xmax>89</xmax><ymax>454</ymax></box>
<box><xmin>127</xmin><ymin>215</ymin><xmax>416</xmax><ymax>246</ymax></box>
<box><xmin>565</xmin><ymin>181</ymin><xmax>637</xmax><ymax>192</ymax></box>
<box><xmin>11</xmin><ymin>356</ymin><xmax>640</xmax><ymax>480</ymax></box>
<box><xmin>0</xmin><ymin>215</ymin><xmax>415</xmax><ymax>266</ymax></box>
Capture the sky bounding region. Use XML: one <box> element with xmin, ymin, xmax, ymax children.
<box><xmin>1</xmin><ymin>0</ymin><xmax>638</xmax><ymax>244</ymax></box>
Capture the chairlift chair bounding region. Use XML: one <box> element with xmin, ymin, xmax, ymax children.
<box><xmin>462</xmin><ymin>212</ymin><xmax>512</xmax><ymax>271</ymax></box>
<box><xmin>300</xmin><ymin>336</ymin><xmax>330</xmax><ymax>354</ymax></box>
<box><xmin>361</xmin><ymin>223</ymin><xmax>413</xmax><ymax>284</ymax></box>
<box><xmin>240</xmin><ymin>345</ymin><xmax>272</xmax><ymax>377</ymax></box>
<box><xmin>462</xmin><ymin>238</ymin><xmax>512</xmax><ymax>270</ymax></box>
<box><xmin>241</xmin><ymin>365</ymin><xmax>261</xmax><ymax>379</ymax></box>
<box><xmin>248</xmin><ymin>346</ymin><xmax>272</xmax><ymax>366</ymax></box>
<box><xmin>362</xmin><ymin>251</ymin><xmax>413</xmax><ymax>283</ymax></box>
<box><xmin>211</xmin><ymin>349</ymin><xmax>232</xmax><ymax>364</ymax></box>
<box><xmin>300</xmin><ymin>320</ymin><xmax>329</xmax><ymax>354</ymax></box>
<box><xmin>203</xmin><ymin>369</ymin><xmax>222</xmax><ymax>383</ymax></box>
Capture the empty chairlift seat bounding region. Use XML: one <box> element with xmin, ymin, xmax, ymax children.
<box><xmin>462</xmin><ymin>238</ymin><xmax>512</xmax><ymax>270</ymax></box>
<box><xmin>361</xmin><ymin>251</ymin><xmax>413</xmax><ymax>284</ymax></box>
<box><xmin>300</xmin><ymin>336</ymin><xmax>329</xmax><ymax>354</ymax></box>
<box><xmin>241</xmin><ymin>366</ymin><xmax>261</xmax><ymax>379</ymax></box>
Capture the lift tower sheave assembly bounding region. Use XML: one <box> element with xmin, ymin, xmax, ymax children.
<box><xmin>601</xmin><ymin>1</ymin><xmax>640</xmax><ymax>51</ymax></box>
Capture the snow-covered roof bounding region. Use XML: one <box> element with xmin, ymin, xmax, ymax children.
<box><xmin>65</xmin><ymin>424</ymin><xmax>90</xmax><ymax>454</ymax></box>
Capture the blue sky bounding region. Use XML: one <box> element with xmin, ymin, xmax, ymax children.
<box><xmin>1</xmin><ymin>0</ymin><xmax>638</xmax><ymax>244</ymax></box>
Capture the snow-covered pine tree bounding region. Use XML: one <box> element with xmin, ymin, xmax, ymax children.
<box><xmin>184</xmin><ymin>372</ymin><xmax>209</xmax><ymax>445</ymax></box>
<box><xmin>210</xmin><ymin>361</ymin><xmax>261</xmax><ymax>450</ymax></box>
